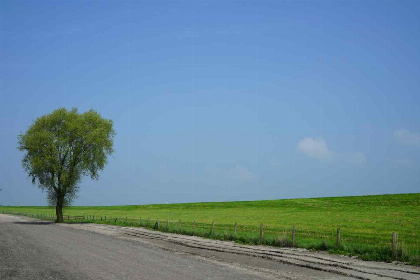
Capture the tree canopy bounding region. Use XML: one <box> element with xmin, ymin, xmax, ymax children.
<box><xmin>18</xmin><ymin>108</ymin><xmax>115</xmax><ymax>222</ymax></box>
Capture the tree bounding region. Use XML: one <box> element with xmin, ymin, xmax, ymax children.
<box><xmin>18</xmin><ymin>108</ymin><xmax>115</xmax><ymax>222</ymax></box>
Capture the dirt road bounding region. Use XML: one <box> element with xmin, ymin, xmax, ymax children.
<box><xmin>0</xmin><ymin>214</ymin><xmax>418</xmax><ymax>279</ymax></box>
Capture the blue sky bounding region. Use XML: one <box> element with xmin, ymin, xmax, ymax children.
<box><xmin>0</xmin><ymin>0</ymin><xmax>419</xmax><ymax>206</ymax></box>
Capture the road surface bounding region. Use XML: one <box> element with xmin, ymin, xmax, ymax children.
<box><xmin>0</xmin><ymin>214</ymin><xmax>418</xmax><ymax>279</ymax></box>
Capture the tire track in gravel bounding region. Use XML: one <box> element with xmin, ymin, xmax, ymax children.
<box><xmin>61</xmin><ymin>223</ymin><xmax>420</xmax><ymax>280</ymax></box>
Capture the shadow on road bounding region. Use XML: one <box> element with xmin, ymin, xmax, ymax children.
<box><xmin>13</xmin><ymin>221</ymin><xmax>55</xmax><ymax>225</ymax></box>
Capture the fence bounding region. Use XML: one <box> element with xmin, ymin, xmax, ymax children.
<box><xmin>2</xmin><ymin>211</ymin><xmax>419</xmax><ymax>265</ymax></box>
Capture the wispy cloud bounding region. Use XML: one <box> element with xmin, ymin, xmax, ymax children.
<box><xmin>297</xmin><ymin>137</ymin><xmax>366</xmax><ymax>165</ymax></box>
<box><xmin>342</xmin><ymin>152</ymin><xmax>367</xmax><ymax>165</ymax></box>
<box><xmin>394</xmin><ymin>129</ymin><xmax>420</xmax><ymax>146</ymax></box>
<box><xmin>226</xmin><ymin>165</ymin><xmax>254</xmax><ymax>181</ymax></box>
<box><xmin>297</xmin><ymin>137</ymin><xmax>334</xmax><ymax>160</ymax></box>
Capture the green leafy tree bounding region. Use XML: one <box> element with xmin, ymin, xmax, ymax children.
<box><xmin>18</xmin><ymin>108</ymin><xmax>115</xmax><ymax>222</ymax></box>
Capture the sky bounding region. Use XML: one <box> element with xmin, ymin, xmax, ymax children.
<box><xmin>0</xmin><ymin>0</ymin><xmax>419</xmax><ymax>206</ymax></box>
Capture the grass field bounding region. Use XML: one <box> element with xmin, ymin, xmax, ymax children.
<box><xmin>1</xmin><ymin>193</ymin><xmax>419</xmax><ymax>265</ymax></box>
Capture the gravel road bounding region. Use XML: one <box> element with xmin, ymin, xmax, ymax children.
<box><xmin>0</xmin><ymin>214</ymin><xmax>418</xmax><ymax>280</ymax></box>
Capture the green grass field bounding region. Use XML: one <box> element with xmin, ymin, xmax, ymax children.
<box><xmin>1</xmin><ymin>193</ymin><xmax>419</xmax><ymax>265</ymax></box>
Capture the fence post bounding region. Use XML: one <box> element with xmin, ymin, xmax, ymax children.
<box><xmin>337</xmin><ymin>228</ymin><xmax>341</xmax><ymax>247</ymax></box>
<box><xmin>259</xmin><ymin>224</ymin><xmax>263</xmax><ymax>244</ymax></box>
<box><xmin>292</xmin><ymin>225</ymin><xmax>296</xmax><ymax>247</ymax></box>
<box><xmin>179</xmin><ymin>220</ymin><xmax>182</xmax><ymax>232</ymax></box>
<box><xmin>392</xmin><ymin>232</ymin><xmax>397</xmax><ymax>257</ymax></box>
<box><xmin>234</xmin><ymin>222</ymin><xmax>237</xmax><ymax>238</ymax></box>
<box><xmin>193</xmin><ymin>221</ymin><xmax>196</xmax><ymax>236</ymax></box>
<box><xmin>155</xmin><ymin>219</ymin><xmax>159</xmax><ymax>230</ymax></box>
<box><xmin>166</xmin><ymin>219</ymin><xmax>169</xmax><ymax>232</ymax></box>
<box><xmin>211</xmin><ymin>221</ymin><xmax>214</xmax><ymax>235</ymax></box>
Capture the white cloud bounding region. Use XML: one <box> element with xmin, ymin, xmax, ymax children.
<box><xmin>297</xmin><ymin>137</ymin><xmax>366</xmax><ymax>165</ymax></box>
<box><xmin>394</xmin><ymin>129</ymin><xmax>420</xmax><ymax>146</ymax></box>
<box><xmin>296</xmin><ymin>137</ymin><xmax>334</xmax><ymax>160</ymax></box>
<box><xmin>226</xmin><ymin>165</ymin><xmax>254</xmax><ymax>181</ymax></box>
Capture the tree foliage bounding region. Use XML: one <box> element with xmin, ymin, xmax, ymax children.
<box><xmin>18</xmin><ymin>108</ymin><xmax>115</xmax><ymax>221</ymax></box>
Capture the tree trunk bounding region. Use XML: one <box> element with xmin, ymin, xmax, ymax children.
<box><xmin>56</xmin><ymin>196</ymin><xmax>64</xmax><ymax>223</ymax></box>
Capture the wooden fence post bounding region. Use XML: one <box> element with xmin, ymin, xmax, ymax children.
<box><xmin>234</xmin><ymin>222</ymin><xmax>237</xmax><ymax>238</ymax></box>
<box><xmin>337</xmin><ymin>228</ymin><xmax>341</xmax><ymax>247</ymax></box>
<box><xmin>392</xmin><ymin>232</ymin><xmax>397</xmax><ymax>257</ymax></box>
<box><xmin>211</xmin><ymin>221</ymin><xmax>214</xmax><ymax>235</ymax></box>
<box><xmin>155</xmin><ymin>219</ymin><xmax>159</xmax><ymax>230</ymax></box>
<box><xmin>259</xmin><ymin>224</ymin><xmax>263</xmax><ymax>244</ymax></box>
<box><xmin>193</xmin><ymin>221</ymin><xmax>196</xmax><ymax>236</ymax></box>
<box><xmin>292</xmin><ymin>225</ymin><xmax>296</xmax><ymax>247</ymax></box>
